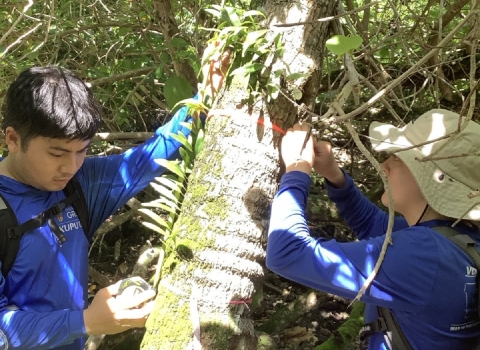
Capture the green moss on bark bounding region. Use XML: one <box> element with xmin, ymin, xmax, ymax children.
<box><xmin>141</xmin><ymin>287</ymin><xmax>192</xmax><ymax>349</ymax></box>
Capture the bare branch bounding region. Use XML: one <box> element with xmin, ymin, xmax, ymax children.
<box><xmin>87</xmin><ymin>67</ymin><xmax>156</xmax><ymax>87</ymax></box>
<box><xmin>0</xmin><ymin>0</ymin><xmax>35</xmax><ymax>46</ymax></box>
<box><xmin>273</xmin><ymin>1</ymin><xmax>380</xmax><ymax>27</ymax></box>
<box><xmin>325</xmin><ymin>9</ymin><xmax>478</xmax><ymax>125</ymax></box>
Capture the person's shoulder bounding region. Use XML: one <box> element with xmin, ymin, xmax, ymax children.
<box><xmin>382</xmin><ymin>225</ymin><xmax>441</xmax><ymax>259</ymax></box>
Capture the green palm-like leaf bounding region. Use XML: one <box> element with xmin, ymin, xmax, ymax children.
<box><xmin>195</xmin><ymin>129</ymin><xmax>205</xmax><ymax>156</ymax></box>
<box><xmin>150</xmin><ymin>182</ymin><xmax>178</xmax><ymax>201</ymax></box>
<box><xmin>242</xmin><ymin>29</ymin><xmax>269</xmax><ymax>57</ymax></box>
<box><xmin>171</xmin><ymin>133</ymin><xmax>192</xmax><ymax>152</ymax></box>
<box><xmin>142</xmin><ymin>221</ymin><xmax>167</xmax><ymax>236</ymax></box>
<box><xmin>231</xmin><ymin>63</ymin><xmax>263</xmax><ymax>76</ymax></box>
<box><xmin>139</xmin><ymin>209</ymin><xmax>172</xmax><ymax>230</ymax></box>
<box><xmin>142</xmin><ymin>201</ymin><xmax>177</xmax><ymax>214</ymax></box>
<box><xmin>179</xmin><ymin>148</ymin><xmax>192</xmax><ymax>165</ymax></box>
<box><xmin>154</xmin><ymin>176</ymin><xmax>185</xmax><ymax>192</ymax></box>
<box><xmin>154</xmin><ymin>159</ymin><xmax>186</xmax><ymax>180</ymax></box>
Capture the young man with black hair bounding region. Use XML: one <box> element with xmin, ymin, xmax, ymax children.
<box><xmin>0</xmin><ymin>49</ymin><xmax>229</xmax><ymax>349</ymax></box>
<box><xmin>267</xmin><ymin>110</ymin><xmax>480</xmax><ymax>349</ymax></box>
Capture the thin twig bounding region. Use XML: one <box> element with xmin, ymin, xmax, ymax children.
<box><xmin>321</xmin><ymin>10</ymin><xmax>478</xmax><ymax>126</ymax></box>
<box><xmin>334</xmin><ymin>106</ymin><xmax>396</xmax><ymax>304</ymax></box>
<box><xmin>87</xmin><ymin>66</ymin><xmax>156</xmax><ymax>87</ymax></box>
<box><xmin>273</xmin><ymin>1</ymin><xmax>380</xmax><ymax>27</ymax></box>
<box><xmin>0</xmin><ymin>0</ymin><xmax>34</xmax><ymax>46</ymax></box>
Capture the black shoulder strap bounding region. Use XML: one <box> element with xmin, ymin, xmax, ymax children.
<box><xmin>360</xmin><ymin>306</ymin><xmax>414</xmax><ymax>350</ymax></box>
<box><xmin>0</xmin><ymin>193</ymin><xmax>20</xmax><ymax>277</ymax></box>
<box><xmin>0</xmin><ymin>177</ymin><xmax>90</xmax><ymax>277</ymax></box>
<box><xmin>63</xmin><ymin>176</ymin><xmax>90</xmax><ymax>239</ymax></box>
<box><xmin>378</xmin><ymin>306</ymin><xmax>414</xmax><ymax>350</ymax></box>
<box><xmin>433</xmin><ymin>226</ymin><xmax>480</xmax><ymax>318</ymax></box>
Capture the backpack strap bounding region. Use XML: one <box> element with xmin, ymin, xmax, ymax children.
<box><xmin>0</xmin><ymin>193</ymin><xmax>20</xmax><ymax>277</ymax></box>
<box><xmin>0</xmin><ymin>177</ymin><xmax>90</xmax><ymax>277</ymax></box>
<box><xmin>360</xmin><ymin>306</ymin><xmax>414</xmax><ymax>350</ymax></box>
<box><xmin>63</xmin><ymin>176</ymin><xmax>90</xmax><ymax>240</ymax></box>
<box><xmin>433</xmin><ymin>226</ymin><xmax>480</xmax><ymax>318</ymax></box>
<box><xmin>379</xmin><ymin>306</ymin><xmax>414</xmax><ymax>350</ymax></box>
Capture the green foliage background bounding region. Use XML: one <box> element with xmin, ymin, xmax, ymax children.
<box><xmin>1</xmin><ymin>0</ymin><xmax>479</xmax><ymax>348</ymax></box>
<box><xmin>0</xmin><ymin>0</ymin><xmax>477</xmax><ymax>131</ymax></box>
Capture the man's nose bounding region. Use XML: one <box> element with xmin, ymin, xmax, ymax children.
<box><xmin>60</xmin><ymin>154</ymin><xmax>78</xmax><ymax>175</ymax></box>
<box><xmin>380</xmin><ymin>160</ymin><xmax>389</xmax><ymax>175</ymax></box>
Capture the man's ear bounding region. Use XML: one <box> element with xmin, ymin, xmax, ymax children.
<box><xmin>4</xmin><ymin>127</ymin><xmax>23</xmax><ymax>153</ymax></box>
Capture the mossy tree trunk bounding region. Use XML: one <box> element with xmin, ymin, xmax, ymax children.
<box><xmin>141</xmin><ymin>1</ymin><xmax>336</xmax><ymax>349</ymax></box>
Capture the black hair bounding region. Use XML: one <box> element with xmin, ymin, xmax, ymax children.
<box><xmin>2</xmin><ymin>66</ymin><xmax>102</xmax><ymax>150</ymax></box>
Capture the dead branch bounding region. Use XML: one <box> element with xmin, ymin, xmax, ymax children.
<box><xmin>88</xmin><ymin>265</ymin><xmax>112</xmax><ymax>288</ymax></box>
<box><xmin>153</xmin><ymin>0</ymin><xmax>198</xmax><ymax>92</ymax></box>
<box><xmin>273</xmin><ymin>1</ymin><xmax>380</xmax><ymax>27</ymax></box>
<box><xmin>342</xmin><ymin>114</ymin><xmax>395</xmax><ymax>304</ymax></box>
<box><xmin>84</xmin><ymin>335</ymin><xmax>106</xmax><ymax>350</ymax></box>
<box><xmin>325</xmin><ymin>9</ymin><xmax>477</xmax><ymax>125</ymax></box>
<box><xmin>87</xmin><ymin>67</ymin><xmax>156</xmax><ymax>87</ymax></box>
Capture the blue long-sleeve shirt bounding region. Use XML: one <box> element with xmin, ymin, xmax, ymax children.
<box><xmin>0</xmin><ymin>105</ymin><xmax>193</xmax><ymax>349</ymax></box>
<box><xmin>267</xmin><ymin>171</ymin><xmax>480</xmax><ymax>350</ymax></box>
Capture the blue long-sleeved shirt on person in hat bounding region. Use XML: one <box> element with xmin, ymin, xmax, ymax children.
<box><xmin>0</xmin><ymin>104</ymin><xmax>193</xmax><ymax>349</ymax></box>
<box><xmin>267</xmin><ymin>170</ymin><xmax>480</xmax><ymax>349</ymax></box>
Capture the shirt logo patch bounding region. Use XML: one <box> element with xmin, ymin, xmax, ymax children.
<box><xmin>466</xmin><ymin>266</ymin><xmax>477</xmax><ymax>276</ymax></box>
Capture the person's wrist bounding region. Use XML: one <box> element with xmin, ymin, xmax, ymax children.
<box><xmin>83</xmin><ymin>309</ymin><xmax>95</xmax><ymax>335</ymax></box>
<box><xmin>322</xmin><ymin>166</ymin><xmax>345</xmax><ymax>188</ymax></box>
<box><xmin>285</xmin><ymin>161</ymin><xmax>312</xmax><ymax>174</ymax></box>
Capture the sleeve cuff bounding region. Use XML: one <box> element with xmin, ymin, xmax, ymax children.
<box><xmin>69</xmin><ymin>309</ymin><xmax>88</xmax><ymax>338</ymax></box>
<box><xmin>281</xmin><ymin>171</ymin><xmax>312</xmax><ymax>188</ymax></box>
<box><xmin>325</xmin><ymin>169</ymin><xmax>356</xmax><ymax>200</ymax></box>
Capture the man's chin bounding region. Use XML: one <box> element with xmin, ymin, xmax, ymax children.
<box><xmin>37</xmin><ymin>182</ymin><xmax>68</xmax><ymax>192</ymax></box>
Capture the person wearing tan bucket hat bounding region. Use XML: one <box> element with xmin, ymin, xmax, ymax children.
<box><xmin>370</xmin><ymin>109</ymin><xmax>480</xmax><ymax>222</ymax></box>
<box><xmin>266</xmin><ymin>109</ymin><xmax>480</xmax><ymax>350</ymax></box>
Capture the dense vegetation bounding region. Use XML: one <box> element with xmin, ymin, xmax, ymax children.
<box><xmin>1</xmin><ymin>0</ymin><xmax>478</xmax><ymax>348</ymax></box>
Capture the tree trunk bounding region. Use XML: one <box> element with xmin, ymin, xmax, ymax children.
<box><xmin>153</xmin><ymin>0</ymin><xmax>198</xmax><ymax>92</ymax></box>
<box><xmin>141</xmin><ymin>1</ymin><xmax>336</xmax><ymax>349</ymax></box>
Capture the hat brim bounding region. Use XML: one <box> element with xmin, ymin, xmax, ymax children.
<box><xmin>369</xmin><ymin>121</ymin><xmax>480</xmax><ymax>221</ymax></box>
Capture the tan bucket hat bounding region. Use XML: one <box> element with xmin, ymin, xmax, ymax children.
<box><xmin>369</xmin><ymin>109</ymin><xmax>480</xmax><ymax>220</ymax></box>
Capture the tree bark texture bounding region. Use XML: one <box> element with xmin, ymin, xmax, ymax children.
<box><xmin>153</xmin><ymin>0</ymin><xmax>198</xmax><ymax>93</ymax></box>
<box><xmin>141</xmin><ymin>1</ymin><xmax>336</xmax><ymax>349</ymax></box>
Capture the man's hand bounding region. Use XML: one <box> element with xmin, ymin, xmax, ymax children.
<box><xmin>282</xmin><ymin>123</ymin><xmax>315</xmax><ymax>174</ymax></box>
<box><xmin>312</xmin><ymin>140</ymin><xmax>346</xmax><ymax>188</ymax></box>
<box><xmin>83</xmin><ymin>281</ymin><xmax>156</xmax><ymax>335</ymax></box>
<box><xmin>282</xmin><ymin>122</ymin><xmax>346</xmax><ymax>187</ymax></box>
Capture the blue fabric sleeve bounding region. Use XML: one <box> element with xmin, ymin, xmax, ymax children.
<box><xmin>0</xmin><ymin>296</ymin><xmax>85</xmax><ymax>349</ymax></box>
<box><xmin>266</xmin><ymin>171</ymin><xmax>437</xmax><ymax>310</ymax></box>
<box><xmin>326</xmin><ymin>170</ymin><xmax>408</xmax><ymax>238</ymax></box>
<box><xmin>78</xmin><ymin>103</ymin><xmax>193</xmax><ymax>237</ymax></box>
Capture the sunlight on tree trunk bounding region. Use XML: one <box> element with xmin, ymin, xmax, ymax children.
<box><xmin>141</xmin><ymin>1</ymin><xmax>335</xmax><ymax>349</ymax></box>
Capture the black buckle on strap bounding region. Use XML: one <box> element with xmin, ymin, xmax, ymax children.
<box><xmin>359</xmin><ymin>317</ymin><xmax>388</xmax><ymax>341</ymax></box>
<box><xmin>51</xmin><ymin>201</ymin><xmax>66</xmax><ymax>216</ymax></box>
<box><xmin>7</xmin><ymin>227</ymin><xmax>17</xmax><ymax>239</ymax></box>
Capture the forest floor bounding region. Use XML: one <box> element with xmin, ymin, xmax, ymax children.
<box><xmin>87</xmin><ymin>194</ymin><xmax>366</xmax><ymax>350</ymax></box>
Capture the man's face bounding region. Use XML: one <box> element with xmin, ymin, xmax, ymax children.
<box><xmin>11</xmin><ymin>134</ymin><xmax>90</xmax><ymax>191</ymax></box>
<box><xmin>380</xmin><ymin>155</ymin><xmax>425</xmax><ymax>216</ymax></box>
